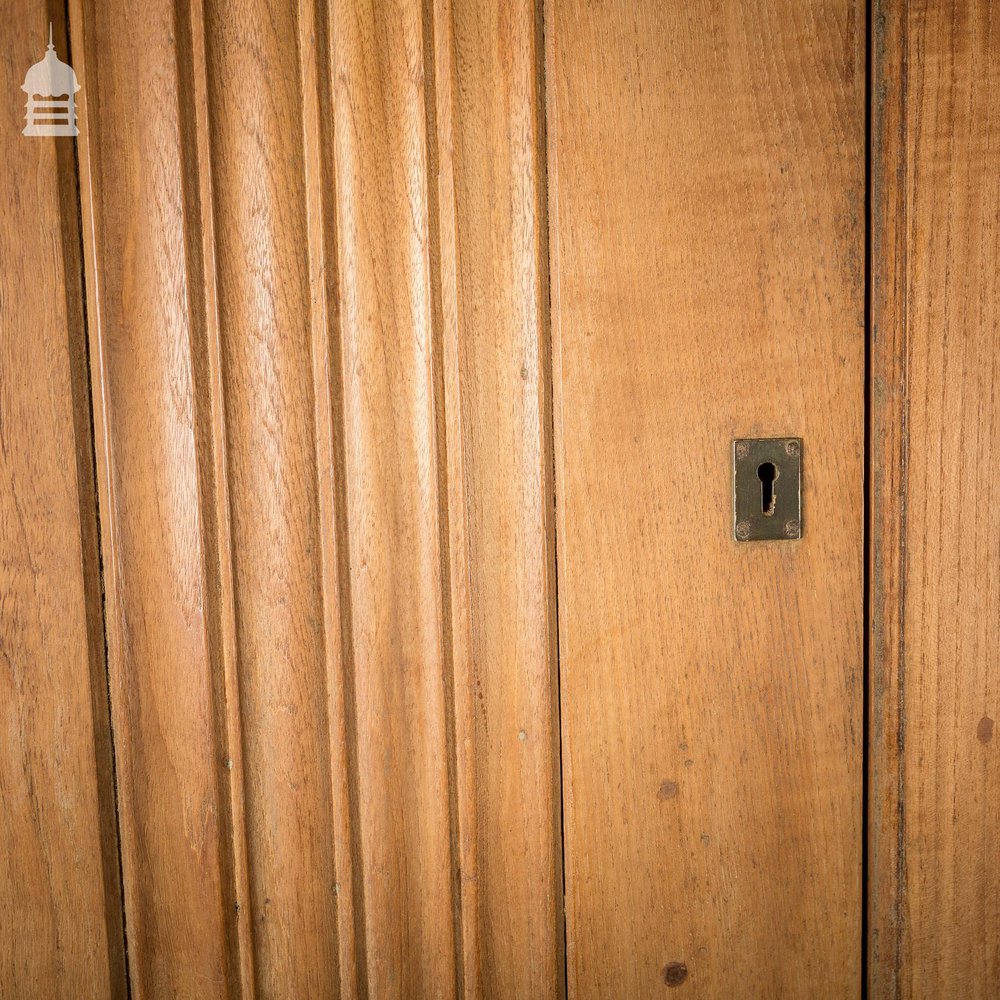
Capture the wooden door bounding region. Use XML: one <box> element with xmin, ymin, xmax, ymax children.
<box><xmin>2</xmin><ymin>1</ymin><xmax>999</xmax><ymax>998</ymax></box>
<box><xmin>546</xmin><ymin>2</ymin><xmax>865</xmax><ymax>995</ymax></box>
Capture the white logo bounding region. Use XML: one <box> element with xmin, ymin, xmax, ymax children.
<box><xmin>22</xmin><ymin>24</ymin><xmax>80</xmax><ymax>137</ymax></box>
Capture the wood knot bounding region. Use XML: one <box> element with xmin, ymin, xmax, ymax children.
<box><xmin>663</xmin><ymin>962</ymin><xmax>688</xmax><ymax>987</ymax></box>
<box><xmin>657</xmin><ymin>780</ymin><xmax>679</xmax><ymax>801</ymax></box>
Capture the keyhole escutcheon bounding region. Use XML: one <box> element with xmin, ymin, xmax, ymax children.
<box><xmin>734</xmin><ymin>438</ymin><xmax>801</xmax><ymax>541</ymax></box>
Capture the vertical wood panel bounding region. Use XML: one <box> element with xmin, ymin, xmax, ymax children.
<box><xmin>328</xmin><ymin>1</ymin><xmax>457</xmax><ymax>994</ymax></box>
<box><xmin>546</xmin><ymin>2</ymin><xmax>864</xmax><ymax>996</ymax></box>
<box><xmin>432</xmin><ymin>0</ymin><xmax>564</xmax><ymax>995</ymax></box>
<box><xmin>871</xmin><ymin>2</ymin><xmax>1000</xmax><ymax>996</ymax></box>
<box><xmin>72</xmin><ymin>0</ymin><xmax>238</xmax><ymax>993</ymax></box>
<box><xmin>202</xmin><ymin>1</ymin><xmax>342</xmax><ymax>995</ymax></box>
<box><xmin>70</xmin><ymin>0</ymin><xmax>566</xmax><ymax>993</ymax></box>
<box><xmin>300</xmin><ymin>0</ymin><xmax>363</xmax><ymax>993</ymax></box>
<box><xmin>185</xmin><ymin>0</ymin><xmax>257</xmax><ymax>990</ymax></box>
<box><xmin>0</xmin><ymin>7</ymin><xmax>125</xmax><ymax>997</ymax></box>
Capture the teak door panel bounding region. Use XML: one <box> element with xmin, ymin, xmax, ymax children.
<box><xmin>434</xmin><ymin>1</ymin><xmax>563</xmax><ymax>994</ymax></box>
<box><xmin>62</xmin><ymin>0</ymin><xmax>561</xmax><ymax>997</ymax></box>
<box><xmin>4</xmin><ymin>0</ymin><xmax>1000</xmax><ymax>997</ymax></box>
<box><xmin>73</xmin><ymin>0</ymin><xmax>239</xmax><ymax>993</ymax></box>
<box><xmin>870</xmin><ymin>2</ymin><xmax>1000</xmax><ymax>997</ymax></box>
<box><xmin>546</xmin><ymin>1</ymin><xmax>865</xmax><ymax>996</ymax></box>
<box><xmin>0</xmin><ymin>7</ymin><xmax>125</xmax><ymax>997</ymax></box>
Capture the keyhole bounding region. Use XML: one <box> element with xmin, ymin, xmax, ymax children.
<box><xmin>757</xmin><ymin>462</ymin><xmax>778</xmax><ymax>516</ymax></box>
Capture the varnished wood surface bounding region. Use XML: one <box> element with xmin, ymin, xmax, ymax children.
<box><xmin>205</xmin><ymin>2</ymin><xmax>343</xmax><ymax>995</ymax></box>
<box><xmin>14</xmin><ymin>1</ymin><xmax>1000</xmax><ymax>995</ymax></box>
<box><xmin>61</xmin><ymin>1</ymin><xmax>562</xmax><ymax>996</ymax></box>
<box><xmin>0</xmin><ymin>6</ymin><xmax>125</xmax><ymax>997</ymax></box>
<box><xmin>870</xmin><ymin>2</ymin><xmax>1000</xmax><ymax>997</ymax></box>
<box><xmin>434</xmin><ymin>1</ymin><xmax>563</xmax><ymax>995</ymax></box>
<box><xmin>546</xmin><ymin>2</ymin><xmax>865</xmax><ymax>996</ymax></box>
<box><xmin>329</xmin><ymin>1</ymin><xmax>459</xmax><ymax>994</ymax></box>
<box><xmin>72</xmin><ymin>0</ymin><xmax>237</xmax><ymax>994</ymax></box>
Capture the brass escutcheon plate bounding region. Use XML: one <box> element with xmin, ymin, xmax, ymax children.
<box><xmin>733</xmin><ymin>438</ymin><xmax>802</xmax><ymax>541</ymax></box>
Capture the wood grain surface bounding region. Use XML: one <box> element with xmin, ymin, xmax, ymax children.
<box><xmin>546</xmin><ymin>2</ymin><xmax>865</xmax><ymax>996</ymax></box>
<box><xmin>433</xmin><ymin>0</ymin><xmax>563</xmax><ymax>996</ymax></box>
<box><xmin>13</xmin><ymin>1</ymin><xmax>1000</xmax><ymax>995</ymax></box>
<box><xmin>870</xmin><ymin>2</ymin><xmax>1000</xmax><ymax>997</ymax></box>
<box><xmin>62</xmin><ymin>0</ymin><xmax>563</xmax><ymax>996</ymax></box>
<box><xmin>0</xmin><ymin>5</ymin><xmax>125</xmax><ymax>997</ymax></box>
<box><xmin>72</xmin><ymin>0</ymin><xmax>239</xmax><ymax>994</ymax></box>
<box><xmin>204</xmin><ymin>2</ymin><xmax>344</xmax><ymax>995</ymax></box>
<box><xmin>328</xmin><ymin>1</ymin><xmax>459</xmax><ymax>994</ymax></box>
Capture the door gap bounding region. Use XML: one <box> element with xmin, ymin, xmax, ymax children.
<box><xmin>862</xmin><ymin>0</ymin><xmax>874</xmax><ymax>995</ymax></box>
